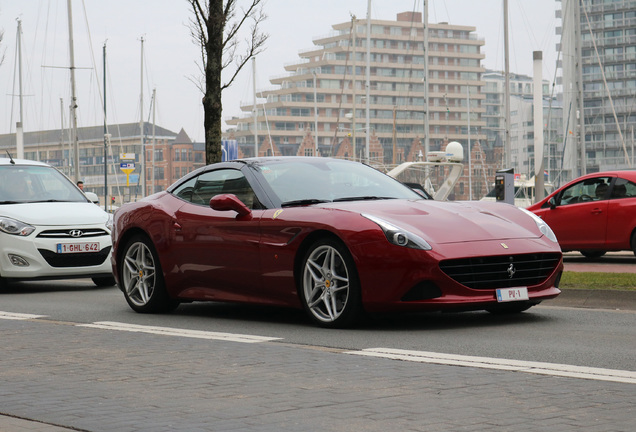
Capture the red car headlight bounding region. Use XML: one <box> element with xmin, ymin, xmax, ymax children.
<box><xmin>362</xmin><ymin>213</ymin><xmax>432</xmax><ymax>250</ymax></box>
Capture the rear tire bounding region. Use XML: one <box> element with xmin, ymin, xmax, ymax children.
<box><xmin>580</xmin><ymin>250</ymin><xmax>606</xmax><ymax>259</ymax></box>
<box><xmin>632</xmin><ymin>231</ymin><xmax>636</xmax><ymax>258</ymax></box>
<box><xmin>119</xmin><ymin>234</ymin><xmax>177</xmax><ymax>313</ymax></box>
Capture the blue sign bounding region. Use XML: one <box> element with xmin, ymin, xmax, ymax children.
<box><xmin>222</xmin><ymin>139</ymin><xmax>238</xmax><ymax>161</ymax></box>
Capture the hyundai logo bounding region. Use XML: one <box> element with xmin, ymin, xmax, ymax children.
<box><xmin>69</xmin><ymin>230</ymin><xmax>84</xmax><ymax>238</ymax></box>
<box><xmin>507</xmin><ymin>263</ymin><xmax>516</xmax><ymax>279</ymax></box>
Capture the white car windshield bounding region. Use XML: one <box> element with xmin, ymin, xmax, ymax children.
<box><xmin>0</xmin><ymin>165</ymin><xmax>88</xmax><ymax>204</ymax></box>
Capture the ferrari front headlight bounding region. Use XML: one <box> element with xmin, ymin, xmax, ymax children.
<box><xmin>362</xmin><ymin>214</ymin><xmax>432</xmax><ymax>250</ymax></box>
<box><xmin>520</xmin><ymin>208</ymin><xmax>558</xmax><ymax>243</ymax></box>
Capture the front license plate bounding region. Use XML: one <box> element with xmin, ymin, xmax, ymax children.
<box><xmin>56</xmin><ymin>242</ymin><xmax>100</xmax><ymax>253</ymax></box>
<box><xmin>496</xmin><ymin>287</ymin><xmax>529</xmax><ymax>302</ymax></box>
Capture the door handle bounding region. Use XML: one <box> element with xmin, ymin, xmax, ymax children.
<box><xmin>590</xmin><ymin>208</ymin><xmax>603</xmax><ymax>215</ymax></box>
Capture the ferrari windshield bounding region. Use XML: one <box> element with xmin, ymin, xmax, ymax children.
<box><xmin>0</xmin><ymin>165</ymin><xmax>88</xmax><ymax>204</ymax></box>
<box><xmin>256</xmin><ymin>158</ymin><xmax>422</xmax><ymax>205</ymax></box>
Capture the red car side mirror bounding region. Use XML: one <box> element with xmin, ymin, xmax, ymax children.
<box><xmin>209</xmin><ymin>194</ymin><xmax>252</xmax><ymax>218</ymax></box>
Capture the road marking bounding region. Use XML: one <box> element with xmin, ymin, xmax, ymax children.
<box><xmin>0</xmin><ymin>312</ymin><xmax>47</xmax><ymax>320</ymax></box>
<box><xmin>78</xmin><ymin>321</ymin><xmax>282</xmax><ymax>343</ymax></box>
<box><xmin>345</xmin><ymin>348</ymin><xmax>636</xmax><ymax>385</ymax></box>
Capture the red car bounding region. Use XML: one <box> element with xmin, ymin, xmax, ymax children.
<box><xmin>527</xmin><ymin>170</ymin><xmax>636</xmax><ymax>258</ymax></box>
<box><xmin>111</xmin><ymin>157</ymin><xmax>562</xmax><ymax>327</ymax></box>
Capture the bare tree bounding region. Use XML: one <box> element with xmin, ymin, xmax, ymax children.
<box><xmin>188</xmin><ymin>0</ymin><xmax>268</xmax><ymax>164</ymax></box>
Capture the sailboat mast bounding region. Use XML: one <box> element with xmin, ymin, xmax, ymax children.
<box><xmin>253</xmin><ymin>57</ymin><xmax>258</xmax><ymax>157</ymax></box>
<box><xmin>67</xmin><ymin>0</ymin><xmax>80</xmax><ymax>182</ymax></box>
<box><xmin>365</xmin><ymin>0</ymin><xmax>371</xmax><ymax>163</ymax></box>
<box><xmin>423</xmin><ymin>1</ymin><xmax>429</xmax><ymax>157</ymax></box>
<box><xmin>16</xmin><ymin>19</ymin><xmax>25</xmax><ymax>159</ymax></box>
<box><xmin>503</xmin><ymin>0</ymin><xmax>511</xmax><ymax>170</ymax></box>
<box><xmin>103</xmin><ymin>43</ymin><xmax>108</xmax><ymax>212</ymax></box>
<box><xmin>152</xmin><ymin>88</ymin><xmax>156</xmax><ymax>193</ymax></box>
<box><xmin>140</xmin><ymin>37</ymin><xmax>145</xmax><ymax>196</ymax></box>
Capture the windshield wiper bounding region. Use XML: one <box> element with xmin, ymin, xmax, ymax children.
<box><xmin>281</xmin><ymin>198</ymin><xmax>331</xmax><ymax>207</ymax></box>
<box><xmin>333</xmin><ymin>196</ymin><xmax>392</xmax><ymax>202</ymax></box>
<box><xmin>0</xmin><ymin>200</ymin><xmax>22</xmax><ymax>204</ymax></box>
<box><xmin>30</xmin><ymin>199</ymin><xmax>72</xmax><ymax>203</ymax></box>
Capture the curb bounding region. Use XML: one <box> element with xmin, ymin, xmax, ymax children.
<box><xmin>549</xmin><ymin>289</ymin><xmax>636</xmax><ymax>311</ymax></box>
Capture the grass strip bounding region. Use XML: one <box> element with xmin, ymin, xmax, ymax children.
<box><xmin>560</xmin><ymin>271</ymin><xmax>636</xmax><ymax>291</ymax></box>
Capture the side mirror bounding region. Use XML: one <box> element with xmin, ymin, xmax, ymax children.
<box><xmin>548</xmin><ymin>197</ymin><xmax>557</xmax><ymax>209</ymax></box>
<box><xmin>210</xmin><ymin>194</ymin><xmax>252</xmax><ymax>218</ymax></box>
<box><xmin>84</xmin><ymin>191</ymin><xmax>100</xmax><ymax>205</ymax></box>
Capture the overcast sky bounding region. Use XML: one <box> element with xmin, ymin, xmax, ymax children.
<box><xmin>0</xmin><ymin>0</ymin><xmax>559</xmax><ymax>143</ymax></box>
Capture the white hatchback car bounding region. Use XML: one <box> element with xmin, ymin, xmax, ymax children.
<box><xmin>0</xmin><ymin>157</ymin><xmax>115</xmax><ymax>289</ymax></box>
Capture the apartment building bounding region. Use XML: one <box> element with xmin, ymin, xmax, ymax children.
<box><xmin>483</xmin><ymin>70</ymin><xmax>563</xmax><ymax>181</ymax></box>
<box><xmin>558</xmin><ymin>0</ymin><xmax>636</xmax><ymax>176</ymax></box>
<box><xmin>226</xmin><ymin>11</ymin><xmax>487</xmax><ymax>169</ymax></box>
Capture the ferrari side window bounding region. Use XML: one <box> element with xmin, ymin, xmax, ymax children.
<box><xmin>172</xmin><ymin>178</ymin><xmax>197</xmax><ymax>202</ymax></box>
<box><xmin>177</xmin><ymin>169</ymin><xmax>259</xmax><ymax>209</ymax></box>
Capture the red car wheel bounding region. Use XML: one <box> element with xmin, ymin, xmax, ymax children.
<box><xmin>299</xmin><ymin>238</ymin><xmax>362</xmax><ymax>328</ymax></box>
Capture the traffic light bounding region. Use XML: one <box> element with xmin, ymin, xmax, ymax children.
<box><xmin>111</xmin><ymin>196</ymin><xmax>115</xmax><ymax>204</ymax></box>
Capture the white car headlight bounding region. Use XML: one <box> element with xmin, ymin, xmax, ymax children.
<box><xmin>520</xmin><ymin>208</ymin><xmax>558</xmax><ymax>243</ymax></box>
<box><xmin>0</xmin><ymin>216</ymin><xmax>36</xmax><ymax>236</ymax></box>
<box><xmin>362</xmin><ymin>213</ymin><xmax>432</xmax><ymax>250</ymax></box>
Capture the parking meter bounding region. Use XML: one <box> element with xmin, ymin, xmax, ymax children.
<box><xmin>495</xmin><ymin>168</ymin><xmax>514</xmax><ymax>205</ymax></box>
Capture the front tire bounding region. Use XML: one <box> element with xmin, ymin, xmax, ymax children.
<box><xmin>119</xmin><ymin>234</ymin><xmax>177</xmax><ymax>313</ymax></box>
<box><xmin>92</xmin><ymin>276</ymin><xmax>116</xmax><ymax>287</ymax></box>
<box><xmin>299</xmin><ymin>238</ymin><xmax>362</xmax><ymax>328</ymax></box>
<box><xmin>486</xmin><ymin>302</ymin><xmax>536</xmax><ymax>314</ymax></box>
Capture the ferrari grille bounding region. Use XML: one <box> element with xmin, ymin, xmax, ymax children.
<box><xmin>439</xmin><ymin>253</ymin><xmax>561</xmax><ymax>290</ymax></box>
<box><xmin>38</xmin><ymin>246</ymin><xmax>111</xmax><ymax>268</ymax></box>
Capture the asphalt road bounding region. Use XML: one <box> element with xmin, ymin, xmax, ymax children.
<box><xmin>1</xmin><ymin>276</ymin><xmax>634</xmax><ymax>372</ymax></box>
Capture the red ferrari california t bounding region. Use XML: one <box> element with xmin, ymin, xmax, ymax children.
<box><xmin>111</xmin><ymin>157</ymin><xmax>562</xmax><ymax>327</ymax></box>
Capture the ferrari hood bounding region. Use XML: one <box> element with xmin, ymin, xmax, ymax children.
<box><xmin>1</xmin><ymin>202</ymin><xmax>110</xmax><ymax>226</ymax></box>
<box><xmin>326</xmin><ymin>199</ymin><xmax>538</xmax><ymax>245</ymax></box>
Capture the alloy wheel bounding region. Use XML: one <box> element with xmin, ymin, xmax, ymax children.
<box><xmin>302</xmin><ymin>244</ymin><xmax>351</xmax><ymax>323</ymax></box>
<box><xmin>122</xmin><ymin>241</ymin><xmax>157</xmax><ymax>307</ymax></box>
